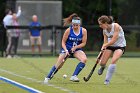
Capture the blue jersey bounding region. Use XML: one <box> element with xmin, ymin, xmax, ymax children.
<box><xmin>61</xmin><ymin>26</ymin><xmax>83</xmax><ymax>53</ymax></box>
<box><xmin>29</xmin><ymin>22</ymin><xmax>41</xmax><ymax>36</ymax></box>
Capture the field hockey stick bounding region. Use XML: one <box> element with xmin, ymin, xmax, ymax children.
<box><xmin>50</xmin><ymin>51</ymin><xmax>72</xmax><ymax>79</ymax></box>
<box><xmin>83</xmin><ymin>50</ymin><xmax>104</xmax><ymax>82</ymax></box>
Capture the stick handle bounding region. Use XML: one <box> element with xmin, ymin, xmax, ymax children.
<box><xmin>83</xmin><ymin>50</ymin><xmax>104</xmax><ymax>82</ymax></box>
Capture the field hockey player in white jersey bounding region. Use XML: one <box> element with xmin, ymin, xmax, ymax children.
<box><xmin>97</xmin><ymin>15</ymin><xmax>126</xmax><ymax>85</ymax></box>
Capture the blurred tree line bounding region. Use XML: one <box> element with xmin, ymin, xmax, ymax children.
<box><xmin>62</xmin><ymin>0</ymin><xmax>140</xmax><ymax>50</ymax></box>
<box><xmin>63</xmin><ymin>0</ymin><xmax>140</xmax><ymax>25</ymax></box>
<box><xmin>63</xmin><ymin>0</ymin><xmax>117</xmax><ymax>25</ymax></box>
<box><xmin>1</xmin><ymin>0</ymin><xmax>140</xmax><ymax>25</ymax></box>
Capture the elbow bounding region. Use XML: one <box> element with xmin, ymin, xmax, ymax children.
<box><xmin>61</xmin><ymin>42</ymin><xmax>65</xmax><ymax>47</ymax></box>
<box><xmin>108</xmin><ymin>41</ymin><xmax>115</xmax><ymax>46</ymax></box>
<box><xmin>82</xmin><ymin>42</ymin><xmax>86</xmax><ymax>47</ymax></box>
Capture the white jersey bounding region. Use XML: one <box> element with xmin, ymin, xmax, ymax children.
<box><xmin>103</xmin><ymin>23</ymin><xmax>126</xmax><ymax>47</ymax></box>
<box><xmin>3</xmin><ymin>9</ymin><xmax>21</xmax><ymax>27</ymax></box>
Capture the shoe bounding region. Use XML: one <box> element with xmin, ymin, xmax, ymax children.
<box><xmin>70</xmin><ymin>75</ymin><xmax>80</xmax><ymax>82</ymax></box>
<box><xmin>13</xmin><ymin>55</ymin><xmax>20</xmax><ymax>58</ymax></box>
<box><xmin>44</xmin><ymin>78</ymin><xmax>50</xmax><ymax>84</ymax></box>
<box><xmin>7</xmin><ymin>55</ymin><xmax>12</xmax><ymax>58</ymax></box>
<box><xmin>104</xmin><ymin>80</ymin><xmax>110</xmax><ymax>85</ymax></box>
<box><xmin>98</xmin><ymin>66</ymin><xmax>106</xmax><ymax>75</ymax></box>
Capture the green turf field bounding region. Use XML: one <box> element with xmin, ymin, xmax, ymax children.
<box><xmin>0</xmin><ymin>57</ymin><xmax>140</xmax><ymax>93</ymax></box>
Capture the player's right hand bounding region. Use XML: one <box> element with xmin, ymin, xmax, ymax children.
<box><xmin>65</xmin><ymin>50</ymin><xmax>69</xmax><ymax>57</ymax></box>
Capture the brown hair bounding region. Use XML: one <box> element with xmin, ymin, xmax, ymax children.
<box><xmin>63</xmin><ymin>13</ymin><xmax>80</xmax><ymax>26</ymax></box>
<box><xmin>5</xmin><ymin>9</ymin><xmax>12</xmax><ymax>15</ymax></box>
<box><xmin>98</xmin><ymin>15</ymin><xmax>113</xmax><ymax>24</ymax></box>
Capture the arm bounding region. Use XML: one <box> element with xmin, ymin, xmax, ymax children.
<box><xmin>103</xmin><ymin>32</ymin><xmax>108</xmax><ymax>44</ymax></box>
<box><xmin>40</xmin><ymin>31</ymin><xmax>42</xmax><ymax>36</ymax></box>
<box><xmin>71</xmin><ymin>28</ymin><xmax>87</xmax><ymax>52</ymax></box>
<box><xmin>103</xmin><ymin>23</ymin><xmax>120</xmax><ymax>48</ymax></box>
<box><xmin>101</xmin><ymin>32</ymin><xmax>108</xmax><ymax>50</ymax></box>
<box><xmin>39</xmin><ymin>23</ymin><xmax>42</xmax><ymax>36</ymax></box>
<box><xmin>16</xmin><ymin>6</ymin><xmax>21</xmax><ymax>17</ymax></box>
<box><xmin>76</xmin><ymin>28</ymin><xmax>87</xmax><ymax>48</ymax></box>
<box><xmin>29</xmin><ymin>23</ymin><xmax>32</xmax><ymax>36</ymax></box>
<box><xmin>62</xmin><ymin>28</ymin><xmax>70</xmax><ymax>52</ymax></box>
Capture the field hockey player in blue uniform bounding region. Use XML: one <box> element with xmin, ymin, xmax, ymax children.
<box><xmin>44</xmin><ymin>13</ymin><xmax>87</xmax><ymax>83</ymax></box>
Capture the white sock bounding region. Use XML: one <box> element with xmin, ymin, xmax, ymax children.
<box><xmin>105</xmin><ymin>64</ymin><xmax>116</xmax><ymax>81</ymax></box>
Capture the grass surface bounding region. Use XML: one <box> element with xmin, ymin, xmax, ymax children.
<box><xmin>0</xmin><ymin>57</ymin><xmax>140</xmax><ymax>93</ymax></box>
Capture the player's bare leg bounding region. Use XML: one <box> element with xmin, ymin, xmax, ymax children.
<box><xmin>70</xmin><ymin>50</ymin><xmax>87</xmax><ymax>82</ymax></box>
<box><xmin>104</xmin><ymin>49</ymin><xmax>123</xmax><ymax>85</ymax></box>
<box><xmin>98</xmin><ymin>50</ymin><xmax>112</xmax><ymax>75</ymax></box>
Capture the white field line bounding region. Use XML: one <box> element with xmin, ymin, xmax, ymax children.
<box><xmin>0</xmin><ymin>76</ymin><xmax>44</xmax><ymax>93</ymax></box>
<box><xmin>0</xmin><ymin>68</ymin><xmax>77</xmax><ymax>93</ymax></box>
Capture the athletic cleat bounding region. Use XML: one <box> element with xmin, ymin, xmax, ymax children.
<box><xmin>44</xmin><ymin>78</ymin><xmax>50</xmax><ymax>84</ymax></box>
<box><xmin>13</xmin><ymin>55</ymin><xmax>20</xmax><ymax>58</ymax></box>
<box><xmin>7</xmin><ymin>55</ymin><xmax>12</xmax><ymax>58</ymax></box>
<box><xmin>98</xmin><ymin>66</ymin><xmax>106</xmax><ymax>75</ymax></box>
<box><xmin>70</xmin><ymin>75</ymin><xmax>80</xmax><ymax>82</ymax></box>
<box><xmin>104</xmin><ymin>80</ymin><xmax>110</xmax><ymax>85</ymax></box>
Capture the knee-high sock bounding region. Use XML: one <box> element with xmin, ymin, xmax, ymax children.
<box><xmin>47</xmin><ymin>66</ymin><xmax>56</xmax><ymax>78</ymax></box>
<box><xmin>72</xmin><ymin>62</ymin><xmax>85</xmax><ymax>76</ymax></box>
<box><xmin>105</xmin><ymin>64</ymin><xmax>116</xmax><ymax>81</ymax></box>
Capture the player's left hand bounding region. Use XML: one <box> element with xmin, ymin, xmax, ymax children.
<box><xmin>101</xmin><ymin>44</ymin><xmax>107</xmax><ymax>50</ymax></box>
<box><xmin>71</xmin><ymin>47</ymin><xmax>76</xmax><ymax>53</ymax></box>
<box><xmin>65</xmin><ymin>50</ymin><xmax>69</xmax><ymax>56</ymax></box>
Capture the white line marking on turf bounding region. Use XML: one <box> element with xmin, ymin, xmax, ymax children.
<box><xmin>0</xmin><ymin>76</ymin><xmax>44</xmax><ymax>93</ymax></box>
<box><xmin>0</xmin><ymin>68</ymin><xmax>77</xmax><ymax>93</ymax></box>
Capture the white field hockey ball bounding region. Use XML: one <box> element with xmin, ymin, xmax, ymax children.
<box><xmin>63</xmin><ymin>74</ymin><xmax>67</xmax><ymax>78</ymax></box>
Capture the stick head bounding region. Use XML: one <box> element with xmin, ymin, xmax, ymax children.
<box><xmin>83</xmin><ymin>77</ymin><xmax>88</xmax><ymax>82</ymax></box>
